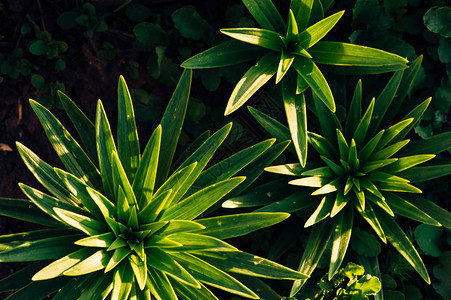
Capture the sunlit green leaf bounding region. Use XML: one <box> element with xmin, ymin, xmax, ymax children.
<box><xmin>225</xmin><ymin>53</ymin><xmax>279</xmax><ymax>115</ymax></box>
<box><xmin>221</xmin><ymin>28</ymin><xmax>283</xmax><ymax>51</ymax></box>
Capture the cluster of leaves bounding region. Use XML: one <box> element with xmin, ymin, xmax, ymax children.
<box><xmin>225</xmin><ymin>55</ymin><xmax>451</xmax><ymax>297</ymax></box>
<box><xmin>311</xmin><ymin>262</ymin><xmax>381</xmax><ymax>300</ymax></box>
<box><xmin>0</xmin><ymin>70</ymin><xmax>309</xmax><ymax>299</ymax></box>
<box><xmin>182</xmin><ymin>0</ymin><xmax>410</xmax><ymax>167</ymax></box>
<box><xmin>57</xmin><ymin>3</ymin><xmax>108</xmax><ymax>38</ymax></box>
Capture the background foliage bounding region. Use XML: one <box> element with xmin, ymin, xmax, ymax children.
<box><xmin>0</xmin><ymin>0</ymin><xmax>449</xmax><ymax>299</ymax></box>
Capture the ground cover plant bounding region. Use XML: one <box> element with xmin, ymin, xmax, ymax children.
<box><xmin>0</xmin><ymin>0</ymin><xmax>450</xmax><ymax>299</ymax></box>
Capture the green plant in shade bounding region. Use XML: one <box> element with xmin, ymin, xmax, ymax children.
<box><xmin>304</xmin><ymin>262</ymin><xmax>381</xmax><ymax>300</ymax></box>
<box><xmin>0</xmin><ymin>70</ymin><xmax>307</xmax><ymax>299</ymax></box>
<box><xmin>182</xmin><ymin>0</ymin><xmax>409</xmax><ymax>166</ymax></box>
<box><xmin>57</xmin><ymin>3</ymin><xmax>108</xmax><ymax>38</ymax></box>
<box><xmin>225</xmin><ymin>56</ymin><xmax>451</xmax><ymax>296</ymax></box>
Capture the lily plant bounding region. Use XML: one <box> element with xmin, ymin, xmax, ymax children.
<box><xmin>0</xmin><ymin>70</ymin><xmax>308</xmax><ymax>299</ymax></box>
<box><xmin>182</xmin><ymin>0</ymin><xmax>409</xmax><ymax>166</ymax></box>
<box><xmin>224</xmin><ymin>56</ymin><xmax>451</xmax><ymax>297</ymax></box>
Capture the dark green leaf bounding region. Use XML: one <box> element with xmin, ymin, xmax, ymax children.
<box><xmin>181</xmin><ymin>40</ymin><xmax>266</xmax><ymax>69</ymax></box>
<box><xmin>157</xmin><ymin>70</ymin><xmax>192</xmax><ymax>187</ymax></box>
<box><xmin>242</xmin><ymin>0</ymin><xmax>285</xmax><ymax>33</ymax></box>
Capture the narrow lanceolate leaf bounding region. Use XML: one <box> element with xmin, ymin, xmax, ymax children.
<box><xmin>392</xmin><ymin>98</ymin><xmax>431</xmax><ymax>143</ymax></box>
<box><xmin>276</xmin><ymin>50</ymin><xmax>295</xmax><ymax>83</ymax></box>
<box><xmin>355</xmin><ymin>202</ymin><xmax>386</xmax><ymax>243</ymax></box>
<box><xmin>402</xmin><ymin>194</ymin><xmax>451</xmax><ymax>228</ymax></box>
<box><xmin>225</xmin><ymin>52</ymin><xmax>279</xmax><ymax>115</ymax></box>
<box><xmin>353</xmin><ymin>98</ymin><xmax>375</xmax><ymax>147</ymax></box>
<box><xmin>358</xmin><ymin>130</ymin><xmax>384</xmax><ymax>162</ymax></box>
<box><xmin>398</xmin><ymin>131</ymin><xmax>451</xmax><ymax>156</ymax></box>
<box><xmin>64</xmin><ymin>249</ymin><xmax>111</xmax><ymax>276</ymax></box>
<box><xmin>128</xmin><ymin>254</ymin><xmax>147</xmax><ymax>291</ymax></box>
<box><xmin>380</xmin><ymin>154</ymin><xmax>435</xmax><ymax>174</ymax></box>
<box><xmin>297</xmin><ymin>74</ymin><xmax>310</xmax><ymax>93</ymax></box>
<box><xmin>171</xmin><ymin>253</ymin><xmax>259</xmax><ymax>299</ymax></box>
<box><xmin>96</xmin><ymin>100</ymin><xmax>118</xmax><ymax>200</ymax></box>
<box><xmin>383</xmin><ymin>193</ymin><xmax>441</xmax><ymax>226</ymax></box>
<box><xmin>397</xmin><ymin>165</ymin><xmax>451</xmax><ymax>183</ymax></box>
<box><xmin>32</xmin><ymin>248</ymin><xmax>96</xmax><ymax>280</ymax></box>
<box><xmin>0</xmin><ymin>196</ymin><xmax>60</xmax><ymax>227</ymax></box>
<box><xmin>375</xmin><ymin>119</ymin><xmax>413</xmax><ymax>151</ymax></box>
<box><xmin>331</xmin><ymin>191</ymin><xmax>350</xmax><ymax>217</ymax></box>
<box><xmin>313</xmin><ymin>93</ymin><xmax>342</xmax><ymax>144</ymax></box>
<box><xmin>376</xmin><ymin>181</ymin><xmax>422</xmax><ymax>193</ymax></box>
<box><xmin>311</xmin><ymin>178</ymin><xmax>341</xmax><ymax>196</ymax></box>
<box><xmin>147</xmin><ymin>268</ymin><xmax>177</xmax><ymax>300</ymax></box>
<box><xmin>221</xmin><ymin>28</ymin><xmax>283</xmax><ymax>51</ymax></box>
<box><xmin>336</xmin><ymin>130</ymin><xmax>349</xmax><ymax>161</ymax></box>
<box><xmin>29</xmin><ymin>100</ymin><xmax>101</xmax><ymax>188</ymax></box>
<box><xmin>86</xmin><ymin>187</ymin><xmax>117</xmax><ymax>221</ymax></box>
<box><xmin>283</xmin><ymin>73</ymin><xmax>307</xmax><ymax>166</ymax></box>
<box><xmin>18</xmin><ymin>184</ymin><xmax>88</xmax><ymax>224</ymax></box>
<box><xmin>345</xmin><ymin>80</ymin><xmax>362</xmax><ymax>138</ymax></box>
<box><xmin>194</xmin><ymin>250</ymin><xmax>308</xmax><ymax>280</ymax></box>
<box><xmin>248</xmin><ymin>106</ymin><xmax>291</xmax><ymax>142</ymax></box>
<box><xmin>194</xmin><ymin>138</ymin><xmax>275</xmax><ymax>190</ymax></box>
<box><xmin>172</xmin><ymin>123</ymin><xmax>232</xmax><ymax>203</ymax></box>
<box><xmin>167</xmin><ymin>233</ymin><xmax>237</xmax><ymax>252</ymax></box>
<box><xmin>381</xmin><ymin>55</ymin><xmax>423</xmax><ymax>125</ymax></box>
<box><xmin>305</xmin><ymin>196</ymin><xmax>334</xmax><ymax>227</ymax></box>
<box><xmin>371</xmin><ymin>140</ymin><xmax>410</xmax><ymax>160</ymax></box>
<box><xmin>329</xmin><ymin>206</ymin><xmax>353</xmax><ymax>279</ymax></box>
<box><xmin>289</xmin><ymin>176</ymin><xmax>330</xmax><ymax>188</ymax></box>
<box><xmin>58</xmin><ymin>91</ymin><xmax>98</xmax><ymax>166</ymax></box>
<box><xmin>139</xmin><ymin>190</ymin><xmax>172</xmax><ymax>224</ymax></box>
<box><xmin>299</xmin><ymin>11</ymin><xmax>344</xmax><ymax>49</ymax></box>
<box><xmin>105</xmin><ymin>248</ymin><xmax>132</xmax><ymax>272</ymax></box>
<box><xmin>291</xmin><ymin>219</ymin><xmax>333</xmax><ymax>296</ymax></box>
<box><xmin>160</xmin><ymin>177</ymin><xmax>245</xmax><ymax>221</ymax></box>
<box><xmin>292</xmin><ymin>57</ymin><xmax>335</xmax><ymax>112</ymax></box>
<box><xmin>0</xmin><ymin>229</ymin><xmax>75</xmax><ymax>251</ymax></box>
<box><xmin>181</xmin><ymin>40</ymin><xmax>266</xmax><ymax>69</ymax></box>
<box><xmin>147</xmin><ymin>248</ymin><xmax>200</xmax><ymax>288</ymax></box>
<box><xmin>308</xmin><ymin>132</ymin><xmax>337</xmax><ymax>159</ymax></box>
<box><xmin>157</xmin><ymin>69</ymin><xmax>191</xmax><ymax>188</ymax></box>
<box><xmin>75</xmin><ymin>232</ymin><xmax>115</xmax><ymax>248</ymax></box>
<box><xmin>286</xmin><ymin>9</ymin><xmax>299</xmax><ymax>37</ymax></box>
<box><xmin>133</xmin><ymin>125</ymin><xmax>161</xmax><ymax>207</ymax></box>
<box><xmin>54</xmin><ymin>208</ymin><xmax>108</xmax><ymax>235</ymax></box>
<box><xmin>117</xmin><ymin>75</ymin><xmax>140</xmax><ymax>181</ymax></box>
<box><xmin>153</xmin><ymin>162</ymin><xmax>197</xmax><ymax>209</ymax></box>
<box><xmin>54</xmin><ymin>168</ymin><xmax>103</xmax><ymax>220</ymax></box>
<box><xmin>367</xmin><ymin>71</ymin><xmax>403</xmax><ymax>137</ymax></box>
<box><xmin>374</xmin><ymin>206</ymin><xmax>430</xmax><ymax>283</ymax></box>
<box><xmin>290</xmin><ymin>0</ymin><xmax>314</xmax><ymax>30</ymax></box>
<box><xmin>242</xmin><ymin>0</ymin><xmax>285</xmax><ymax>33</ymax></box>
<box><xmin>195</xmin><ymin>212</ymin><xmax>290</xmax><ymax>239</ymax></box>
<box><xmin>308</xmin><ymin>41</ymin><xmax>409</xmax><ymax>73</ymax></box>
<box><xmin>0</xmin><ymin>235</ymin><xmax>80</xmax><ymax>262</ymax></box>
<box><xmin>111</xmin><ymin>263</ymin><xmax>133</xmax><ymax>300</ymax></box>
<box><xmin>16</xmin><ymin>142</ymin><xmax>73</xmax><ymax>204</ymax></box>
<box><xmin>111</xmin><ymin>151</ymin><xmax>138</xmax><ymax>208</ymax></box>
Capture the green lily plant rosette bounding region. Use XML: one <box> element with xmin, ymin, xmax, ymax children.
<box><xmin>0</xmin><ymin>70</ymin><xmax>308</xmax><ymax>299</ymax></box>
<box><xmin>224</xmin><ymin>56</ymin><xmax>451</xmax><ymax>296</ymax></box>
<box><xmin>182</xmin><ymin>0</ymin><xmax>409</xmax><ymax>166</ymax></box>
